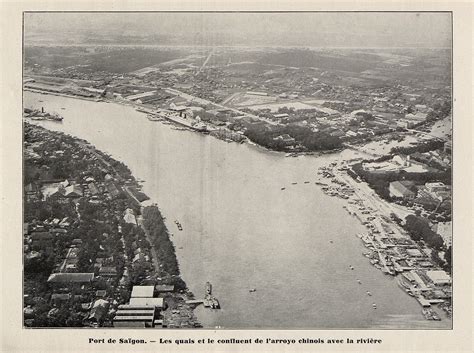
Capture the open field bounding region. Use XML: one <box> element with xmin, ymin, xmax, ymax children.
<box><xmin>25</xmin><ymin>46</ymin><xmax>187</xmax><ymax>73</ymax></box>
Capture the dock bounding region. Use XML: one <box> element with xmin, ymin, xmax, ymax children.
<box><xmin>185</xmin><ymin>299</ymin><xmax>204</xmax><ymax>305</ymax></box>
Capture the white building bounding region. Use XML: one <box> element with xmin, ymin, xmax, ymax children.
<box><xmin>426</xmin><ymin>270</ymin><xmax>451</xmax><ymax>285</ymax></box>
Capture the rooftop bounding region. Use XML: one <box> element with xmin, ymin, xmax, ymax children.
<box><xmin>131</xmin><ymin>285</ymin><xmax>154</xmax><ymax>298</ymax></box>
<box><xmin>129</xmin><ymin>297</ymin><xmax>164</xmax><ymax>308</ymax></box>
<box><xmin>47</xmin><ymin>273</ymin><xmax>94</xmax><ymax>283</ymax></box>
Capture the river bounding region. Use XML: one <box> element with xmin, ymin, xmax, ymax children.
<box><xmin>24</xmin><ymin>91</ymin><xmax>451</xmax><ymax>329</ymax></box>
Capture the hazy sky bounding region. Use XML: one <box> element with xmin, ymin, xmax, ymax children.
<box><xmin>25</xmin><ymin>12</ymin><xmax>452</xmax><ymax>48</ymax></box>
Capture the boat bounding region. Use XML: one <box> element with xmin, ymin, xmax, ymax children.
<box><xmin>304</xmin><ymin>181</ymin><xmax>310</xmax><ymax>184</ymax></box>
<box><xmin>61</xmin><ymin>107</ymin><xmax>65</xmax><ymax>110</ymax></box>
<box><xmin>205</xmin><ymin>282</ymin><xmax>212</xmax><ymax>295</ymax></box>
<box><xmin>349</xmin><ymin>265</ymin><xmax>354</xmax><ymax>270</ymax></box>
<box><xmin>281</xmin><ymin>187</ymin><xmax>286</xmax><ymax>190</ymax></box>
<box><xmin>367</xmin><ymin>291</ymin><xmax>372</xmax><ymax>296</ymax></box>
<box><xmin>249</xmin><ymin>288</ymin><xmax>257</xmax><ymax>293</ymax></box>
<box><xmin>210</xmin><ymin>297</ymin><xmax>220</xmax><ymax>309</ymax></box>
<box><xmin>372</xmin><ymin>303</ymin><xmax>377</xmax><ymax>309</ymax></box>
<box><xmin>49</xmin><ymin>113</ymin><xmax>63</xmax><ymax>121</ymax></box>
<box><xmin>291</xmin><ymin>182</ymin><xmax>297</xmax><ymax>185</ymax></box>
<box><xmin>357</xmin><ymin>279</ymin><xmax>361</xmax><ymax>284</ymax></box>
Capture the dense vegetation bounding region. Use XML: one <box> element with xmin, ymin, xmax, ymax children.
<box><xmin>243</xmin><ymin>123</ymin><xmax>342</xmax><ymax>152</ymax></box>
<box><xmin>390</xmin><ymin>139</ymin><xmax>445</xmax><ymax>155</ymax></box>
<box><xmin>351</xmin><ymin>162</ymin><xmax>451</xmax><ymax>201</ymax></box>
<box><xmin>404</xmin><ymin>215</ymin><xmax>444</xmax><ymax>250</ymax></box>
<box><xmin>142</xmin><ymin>206</ymin><xmax>185</xmax><ymax>290</ymax></box>
<box><xmin>25</xmin><ymin>46</ymin><xmax>185</xmax><ymax>74</ymax></box>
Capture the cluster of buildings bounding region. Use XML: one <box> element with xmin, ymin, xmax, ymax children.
<box><xmin>114</xmin><ymin>285</ymin><xmax>169</xmax><ymax>328</ymax></box>
<box><xmin>317</xmin><ymin>163</ymin><xmax>452</xmax><ymax>320</ymax></box>
<box><xmin>23</xmin><ymin>124</ymin><xmax>200</xmax><ymax>328</ymax></box>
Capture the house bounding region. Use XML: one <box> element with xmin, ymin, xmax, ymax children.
<box><xmin>392</xmin><ymin>155</ymin><xmax>411</xmax><ymax>167</ymax></box>
<box><xmin>126</xmin><ymin>91</ymin><xmax>156</xmax><ymax>101</ymax></box>
<box><xmin>113</xmin><ymin>305</ymin><xmax>156</xmax><ymax>328</ymax></box>
<box><xmin>105</xmin><ymin>181</ymin><xmax>121</xmax><ymax>198</ymax></box>
<box><xmin>51</xmin><ymin>293</ymin><xmax>71</xmax><ymax>303</ymax></box>
<box><xmin>131</xmin><ymin>285</ymin><xmax>155</xmax><ymax>298</ymax></box>
<box><xmin>330</xmin><ymin>130</ymin><xmax>345</xmax><ymax>138</ymax></box>
<box><xmin>123</xmin><ymin>208</ymin><xmax>137</xmax><ymax>225</ymax></box>
<box><xmin>246</xmin><ymin>91</ymin><xmax>268</xmax><ymax>96</ymax></box>
<box><xmin>425</xmin><ymin>182</ymin><xmax>447</xmax><ymax>193</ymax></box>
<box><xmin>59</xmin><ymin>217</ymin><xmax>71</xmax><ymax>228</ymax></box>
<box><xmin>155</xmin><ymin>284</ymin><xmax>175</xmax><ymax>293</ymax></box>
<box><xmin>47</xmin><ymin>273</ymin><xmax>94</xmax><ymax>284</ymax></box>
<box><xmin>405</xmin><ymin>112</ymin><xmax>427</xmax><ymax>122</ymax></box>
<box><xmin>389</xmin><ymin>181</ymin><xmax>416</xmax><ymax>199</ymax></box>
<box><xmin>25</xmin><ymin>183</ymin><xmax>41</xmax><ymax>201</ymax></box>
<box><xmin>129</xmin><ymin>297</ymin><xmax>164</xmax><ymax>308</ymax></box>
<box><xmin>406</xmin><ymin>248</ymin><xmax>424</xmax><ymax>258</ymax></box>
<box><xmin>64</xmin><ymin>185</ymin><xmax>83</xmax><ymax>199</ymax></box>
<box><xmin>88</xmin><ymin>182</ymin><xmax>100</xmax><ymax>196</ymax></box>
<box><xmin>272</xmin><ymin>134</ymin><xmax>296</xmax><ymax>146</ymax></box>
<box><xmin>98</xmin><ymin>266</ymin><xmax>118</xmax><ymax>278</ymax></box>
<box><xmin>426</xmin><ymin>270</ymin><xmax>451</xmax><ymax>285</ymax></box>
<box><xmin>95</xmin><ymin>290</ymin><xmax>107</xmax><ymax>298</ymax></box>
<box><xmin>85</xmin><ymin>299</ymin><xmax>110</xmax><ymax>326</ymax></box>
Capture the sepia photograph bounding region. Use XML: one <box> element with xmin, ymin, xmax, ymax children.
<box><xmin>21</xmin><ymin>11</ymin><xmax>454</xmax><ymax>331</ymax></box>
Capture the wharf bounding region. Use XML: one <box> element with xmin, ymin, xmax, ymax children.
<box><xmin>185</xmin><ymin>299</ymin><xmax>204</xmax><ymax>305</ymax></box>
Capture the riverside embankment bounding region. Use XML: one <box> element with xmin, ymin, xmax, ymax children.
<box><xmin>24</xmin><ymin>91</ymin><xmax>450</xmax><ymax>328</ymax></box>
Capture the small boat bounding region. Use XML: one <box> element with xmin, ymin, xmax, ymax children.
<box><xmin>329</xmin><ymin>240</ymin><xmax>333</xmax><ymax>244</ymax></box>
<box><xmin>349</xmin><ymin>265</ymin><xmax>354</xmax><ymax>270</ymax></box>
<box><xmin>249</xmin><ymin>288</ymin><xmax>257</xmax><ymax>293</ymax></box>
<box><xmin>281</xmin><ymin>187</ymin><xmax>286</xmax><ymax>190</ymax></box>
<box><xmin>291</xmin><ymin>182</ymin><xmax>297</xmax><ymax>185</ymax></box>
<box><xmin>210</xmin><ymin>297</ymin><xmax>220</xmax><ymax>309</ymax></box>
<box><xmin>49</xmin><ymin>113</ymin><xmax>63</xmax><ymax>121</ymax></box>
<box><xmin>304</xmin><ymin>181</ymin><xmax>310</xmax><ymax>184</ymax></box>
<box><xmin>61</xmin><ymin>107</ymin><xmax>66</xmax><ymax>110</ymax></box>
<box><xmin>372</xmin><ymin>303</ymin><xmax>377</xmax><ymax>309</ymax></box>
<box><xmin>367</xmin><ymin>291</ymin><xmax>372</xmax><ymax>296</ymax></box>
<box><xmin>357</xmin><ymin>279</ymin><xmax>361</xmax><ymax>284</ymax></box>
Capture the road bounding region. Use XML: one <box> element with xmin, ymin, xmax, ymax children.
<box><xmin>334</xmin><ymin>166</ymin><xmax>413</xmax><ymax>242</ymax></box>
<box><xmin>199</xmin><ymin>48</ymin><xmax>215</xmax><ymax>73</ymax></box>
<box><xmin>164</xmin><ymin>87</ymin><xmax>279</xmax><ymax>126</ymax></box>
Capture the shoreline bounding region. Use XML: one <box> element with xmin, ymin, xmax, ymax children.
<box><xmin>23</xmin><ymin>122</ymin><xmax>200</xmax><ymax>328</ymax></box>
<box><xmin>24</xmin><ymin>92</ymin><xmax>451</xmax><ymax>328</ymax></box>
<box><xmin>314</xmin><ymin>162</ymin><xmax>452</xmax><ymax>322</ymax></box>
<box><xmin>24</xmin><ymin>88</ymin><xmax>344</xmax><ymax>157</ymax></box>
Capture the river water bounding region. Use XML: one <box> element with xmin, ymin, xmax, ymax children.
<box><xmin>24</xmin><ymin>92</ymin><xmax>451</xmax><ymax>329</ymax></box>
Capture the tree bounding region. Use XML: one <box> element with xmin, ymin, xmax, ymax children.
<box><xmin>444</xmin><ymin>246</ymin><xmax>452</xmax><ymax>272</ymax></box>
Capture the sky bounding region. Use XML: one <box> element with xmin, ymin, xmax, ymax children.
<box><xmin>24</xmin><ymin>12</ymin><xmax>452</xmax><ymax>48</ymax></box>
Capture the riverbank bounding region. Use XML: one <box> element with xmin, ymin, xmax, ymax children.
<box><xmin>24</xmin><ymin>90</ymin><xmax>450</xmax><ymax>328</ymax></box>
<box><xmin>25</xmin><ymin>87</ymin><xmax>347</xmax><ymax>154</ymax></box>
<box><xmin>314</xmin><ymin>161</ymin><xmax>452</xmax><ymax>321</ymax></box>
<box><xmin>23</xmin><ymin>122</ymin><xmax>199</xmax><ymax>328</ymax></box>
